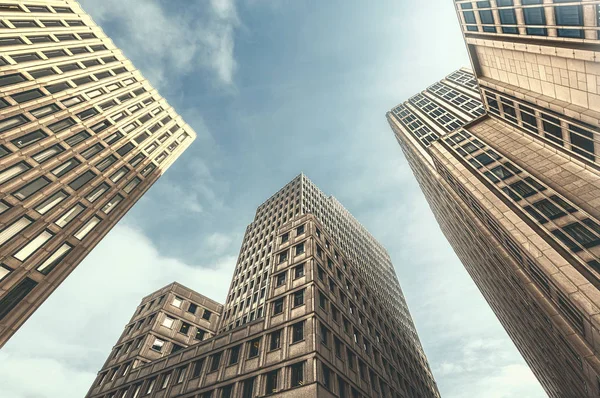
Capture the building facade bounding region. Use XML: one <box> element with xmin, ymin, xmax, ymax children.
<box><xmin>86</xmin><ymin>175</ymin><xmax>440</xmax><ymax>398</ymax></box>
<box><xmin>0</xmin><ymin>0</ymin><xmax>196</xmax><ymax>347</ymax></box>
<box><xmin>387</xmin><ymin>0</ymin><xmax>600</xmax><ymax>393</ymax></box>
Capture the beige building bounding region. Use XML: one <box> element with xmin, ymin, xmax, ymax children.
<box><xmin>86</xmin><ymin>175</ymin><xmax>440</xmax><ymax>398</ymax></box>
<box><xmin>0</xmin><ymin>0</ymin><xmax>196</xmax><ymax>347</ymax></box>
<box><xmin>387</xmin><ymin>1</ymin><xmax>600</xmax><ymax>396</ymax></box>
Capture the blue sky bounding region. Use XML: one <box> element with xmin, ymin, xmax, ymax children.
<box><xmin>0</xmin><ymin>1</ymin><xmax>546</xmax><ymax>397</ymax></box>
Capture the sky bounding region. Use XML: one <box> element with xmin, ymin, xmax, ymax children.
<box><xmin>0</xmin><ymin>1</ymin><xmax>547</xmax><ymax>397</ymax></box>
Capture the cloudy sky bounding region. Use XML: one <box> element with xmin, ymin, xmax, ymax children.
<box><xmin>0</xmin><ymin>1</ymin><xmax>546</xmax><ymax>397</ymax></box>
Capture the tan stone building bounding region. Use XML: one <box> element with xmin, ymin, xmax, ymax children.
<box><xmin>387</xmin><ymin>2</ymin><xmax>600</xmax><ymax>396</ymax></box>
<box><xmin>0</xmin><ymin>0</ymin><xmax>196</xmax><ymax>347</ymax></box>
<box><xmin>86</xmin><ymin>175</ymin><xmax>440</xmax><ymax>398</ymax></box>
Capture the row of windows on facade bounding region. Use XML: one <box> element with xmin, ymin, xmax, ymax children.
<box><xmin>409</xmin><ymin>94</ymin><xmax>466</xmax><ymax>133</ymax></box>
<box><xmin>485</xmin><ymin>89</ymin><xmax>597</xmax><ymax>162</ymax></box>
<box><xmin>0</xmin><ymin>3</ymin><xmax>75</xmax><ymax>14</ymax></box>
<box><xmin>446</xmin><ymin>70</ymin><xmax>479</xmax><ymax>91</ymax></box>
<box><xmin>441</xmin><ymin>130</ymin><xmax>595</xmax><ymax>337</ymax></box>
<box><xmin>445</xmin><ymin>128</ymin><xmax>600</xmax><ymax>262</ymax></box>
<box><xmin>100</xmin><ymin>321</ymin><xmax>308</xmax><ymax>391</ymax></box>
<box><xmin>427</xmin><ymin>82</ymin><xmax>485</xmax><ymax>118</ymax></box>
<box><xmin>423</xmin><ymin>155</ymin><xmax>588</xmax><ymax>392</ymax></box>
<box><xmin>432</xmin><ymin>160</ymin><xmax>589</xmax><ymax>388</ymax></box>
<box><xmin>460</xmin><ymin>0</ymin><xmax>600</xmax><ymax>39</ymax></box>
<box><xmin>99</xmin><ymin>360</ymin><xmax>308</xmax><ymax>398</ymax></box>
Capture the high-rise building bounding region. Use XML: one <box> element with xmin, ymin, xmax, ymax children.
<box><xmin>387</xmin><ymin>2</ymin><xmax>600</xmax><ymax>396</ymax></box>
<box><xmin>0</xmin><ymin>0</ymin><xmax>196</xmax><ymax>347</ymax></box>
<box><xmin>86</xmin><ymin>174</ymin><xmax>440</xmax><ymax>398</ymax></box>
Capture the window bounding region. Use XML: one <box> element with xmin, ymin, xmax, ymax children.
<box><xmin>102</xmin><ymin>194</ymin><xmax>123</xmax><ymax>214</ymax></box>
<box><xmin>554</xmin><ymin>2</ymin><xmax>583</xmax><ymax>38</ymax></box>
<box><xmin>318</xmin><ymin>291</ymin><xmax>328</xmax><ymax>310</ymax></box>
<box><xmin>30</xmin><ymin>68</ymin><xmax>56</xmax><ymax>79</ymax></box>
<box><xmin>33</xmin><ymin>145</ymin><xmax>64</xmax><ymax>163</ymax></box>
<box><xmin>542</xmin><ymin>114</ymin><xmax>563</xmax><ymax>145</ymax></box>
<box><xmin>278</xmin><ymin>251</ymin><xmax>287</xmax><ymax>264</ymax></box>
<box><xmin>95</xmin><ymin>155</ymin><xmax>117</xmax><ymax>172</ymax></box>
<box><xmin>242</xmin><ymin>378</ymin><xmax>255</xmax><ymax>398</ymax></box>
<box><xmin>209</xmin><ymin>352</ymin><xmax>222</xmax><ymax>372</ymax></box>
<box><xmin>295</xmin><ymin>242</ymin><xmax>305</xmax><ymax>255</ymax></box>
<box><xmin>0</xmin><ymin>277</ymin><xmax>37</xmax><ymax>321</ymax></box>
<box><xmin>202</xmin><ymin>309</ymin><xmax>212</xmax><ymax>320</ymax></box>
<box><xmin>11</xmin><ymin>89</ymin><xmax>44</xmax><ymax>103</ymax></box>
<box><xmin>269</xmin><ymin>329</ymin><xmax>281</xmax><ymax>350</ymax></box>
<box><xmin>533</xmin><ymin>199</ymin><xmax>566</xmax><ymax>220</ymax></box>
<box><xmin>65</xmin><ymin>131</ymin><xmax>91</xmax><ymax>147</ymax></box>
<box><xmin>14</xmin><ymin>230</ymin><xmax>53</xmax><ymax>261</ymax></box>
<box><xmin>46</xmin><ymin>82</ymin><xmax>71</xmax><ymax>94</ymax></box>
<box><xmin>265</xmin><ymin>370</ymin><xmax>278</xmax><ymax>393</ymax></box>
<box><xmin>180</xmin><ymin>322</ymin><xmax>191</xmax><ymax>335</ymax></box>
<box><xmin>522</xmin><ymin>0</ymin><xmax>547</xmax><ymax>35</ymax></box>
<box><xmin>0</xmin><ymin>37</ymin><xmax>24</xmax><ymax>46</ymax></box>
<box><xmin>187</xmin><ymin>303</ymin><xmax>197</xmax><ymax>314</ymax></box>
<box><xmin>35</xmin><ymin>191</ymin><xmax>68</xmax><ymax>215</ymax></box>
<box><xmin>195</xmin><ymin>328</ymin><xmax>206</xmax><ymax>340</ymax></box>
<box><xmin>151</xmin><ymin>338</ymin><xmax>165</xmax><ymax>352</ymax></box>
<box><xmin>81</xmin><ymin>143</ymin><xmax>104</xmax><ymax>159</ymax></box>
<box><xmin>69</xmin><ymin>171</ymin><xmax>96</xmax><ymax>190</ymax></box>
<box><xmin>290</xmin><ymin>362</ymin><xmax>304</xmax><ymax>387</ymax></box>
<box><xmin>281</xmin><ymin>232</ymin><xmax>289</xmax><ymax>243</ymax></box>
<box><xmin>273</xmin><ymin>298</ymin><xmax>284</xmax><ymax>315</ymax></box>
<box><xmin>0</xmin><ymin>264</ymin><xmax>12</xmax><ymax>282</ymax></box>
<box><xmin>291</xmin><ymin>321</ymin><xmax>304</xmax><ymax>343</ymax></box>
<box><xmin>248</xmin><ymin>338</ymin><xmax>260</xmax><ymax>358</ymax></box>
<box><xmin>472</xmin><ymin>152</ymin><xmax>495</xmax><ymax>167</ymax></box>
<box><xmin>519</xmin><ymin>105</ymin><xmax>538</xmax><ymax>133</ymax></box>
<box><xmin>160</xmin><ymin>373</ymin><xmax>171</xmax><ymax>389</ymax></box>
<box><xmin>489</xmin><ymin>165</ymin><xmax>514</xmax><ymax>180</ymax></box>
<box><xmin>172</xmin><ymin>296</ymin><xmax>183</xmax><ymax>308</ymax></box>
<box><xmin>74</xmin><ymin>217</ymin><xmax>100</xmax><ymax>240</ymax></box>
<box><xmin>275</xmin><ymin>272</ymin><xmax>286</xmax><ymax>287</ymax></box>
<box><xmin>497</xmin><ymin>0</ymin><xmax>518</xmax><ymax>34</ymax></box>
<box><xmin>13</xmin><ymin>176</ymin><xmax>51</xmax><ymax>200</ymax></box>
<box><xmin>320</xmin><ymin>323</ymin><xmax>330</xmax><ymax>346</ymax></box>
<box><xmin>55</xmin><ymin>204</ymin><xmax>85</xmax><ymax>228</ymax></box>
<box><xmin>322</xmin><ymin>365</ymin><xmax>332</xmax><ymax>389</ymax></box>
<box><xmin>229</xmin><ymin>345</ymin><xmax>241</xmax><ymax>365</ymax></box>
<box><xmin>477</xmin><ymin>1</ymin><xmax>496</xmax><ymax>32</ymax></box>
<box><xmin>294</xmin><ymin>263</ymin><xmax>305</xmax><ymax>278</ymax></box>
<box><xmin>162</xmin><ymin>316</ymin><xmax>175</xmax><ymax>328</ymax></box>
<box><xmin>86</xmin><ymin>183</ymin><xmax>110</xmax><ymax>203</ymax></box>
<box><xmin>296</xmin><ymin>224</ymin><xmax>305</xmax><ymax>235</ymax></box>
<box><xmin>221</xmin><ymin>384</ymin><xmax>233</xmax><ymax>398</ymax></box>
<box><xmin>0</xmin><ymin>73</ymin><xmax>26</xmax><ymax>87</ymax></box>
<box><xmin>0</xmin><ymin>114</ymin><xmax>29</xmax><ymax>133</ymax></box>
<box><xmin>569</xmin><ymin>124</ymin><xmax>595</xmax><ymax>161</ymax></box>
<box><xmin>176</xmin><ymin>366</ymin><xmax>187</xmax><ymax>383</ymax></box>
<box><xmin>293</xmin><ymin>289</ymin><xmax>305</xmax><ymax>307</ymax></box>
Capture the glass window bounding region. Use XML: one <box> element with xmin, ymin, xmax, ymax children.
<box><xmin>52</xmin><ymin>158</ymin><xmax>81</xmax><ymax>177</ymax></box>
<box><xmin>554</xmin><ymin>2</ymin><xmax>583</xmax><ymax>38</ymax></box>
<box><xmin>0</xmin><ymin>277</ymin><xmax>38</xmax><ymax>321</ymax></box>
<box><xmin>569</xmin><ymin>124</ymin><xmax>595</xmax><ymax>161</ymax></box>
<box><xmin>13</xmin><ymin>176</ymin><xmax>51</xmax><ymax>200</ymax></box>
<box><xmin>31</xmin><ymin>104</ymin><xmax>60</xmax><ymax>119</ymax></box>
<box><xmin>522</xmin><ymin>0</ymin><xmax>547</xmax><ymax>35</ymax></box>
<box><xmin>0</xmin><ymin>264</ymin><xmax>13</xmax><ymax>282</ymax></box>
<box><xmin>229</xmin><ymin>345</ymin><xmax>240</xmax><ymax>364</ymax></box>
<box><xmin>69</xmin><ymin>171</ymin><xmax>96</xmax><ymax>190</ymax></box>
<box><xmin>497</xmin><ymin>0</ymin><xmax>518</xmax><ymax>34</ymax></box>
<box><xmin>0</xmin><ymin>162</ymin><xmax>30</xmax><ymax>184</ymax></box>
<box><xmin>29</xmin><ymin>68</ymin><xmax>56</xmax><ymax>79</ymax></box>
<box><xmin>269</xmin><ymin>329</ymin><xmax>281</xmax><ymax>350</ymax></box>
<box><xmin>86</xmin><ymin>183</ymin><xmax>110</xmax><ymax>203</ymax></box>
<box><xmin>248</xmin><ymin>338</ymin><xmax>260</xmax><ymax>357</ymax></box>
<box><xmin>489</xmin><ymin>165</ymin><xmax>514</xmax><ymax>180</ymax></box>
<box><xmin>0</xmin><ymin>216</ymin><xmax>32</xmax><ymax>246</ymax></box>
<box><xmin>290</xmin><ymin>362</ymin><xmax>304</xmax><ymax>387</ymax></box>
<box><xmin>292</xmin><ymin>321</ymin><xmax>304</xmax><ymax>343</ymax></box>
<box><xmin>95</xmin><ymin>155</ymin><xmax>117</xmax><ymax>172</ymax></box>
<box><xmin>0</xmin><ymin>73</ymin><xmax>26</xmax><ymax>87</ymax></box>
<box><xmin>0</xmin><ymin>114</ymin><xmax>29</xmax><ymax>133</ymax></box>
<box><xmin>55</xmin><ymin>204</ymin><xmax>85</xmax><ymax>227</ymax></box>
<box><xmin>14</xmin><ymin>230</ymin><xmax>53</xmax><ymax>261</ymax></box>
<box><xmin>11</xmin><ymin>89</ymin><xmax>44</xmax><ymax>103</ymax></box>
<box><xmin>81</xmin><ymin>143</ymin><xmax>104</xmax><ymax>159</ymax></box>
<box><xmin>74</xmin><ymin>216</ymin><xmax>101</xmax><ymax>240</ymax></box>
<box><xmin>65</xmin><ymin>131</ymin><xmax>91</xmax><ymax>147</ymax></box>
<box><xmin>265</xmin><ymin>370</ymin><xmax>278</xmax><ymax>393</ymax></box>
<box><xmin>533</xmin><ymin>199</ymin><xmax>566</xmax><ymax>220</ymax></box>
<box><xmin>35</xmin><ymin>190</ymin><xmax>68</xmax><ymax>214</ymax></box>
<box><xmin>48</xmin><ymin>117</ymin><xmax>76</xmax><ymax>133</ymax></box>
<box><xmin>33</xmin><ymin>145</ymin><xmax>64</xmax><ymax>163</ymax></box>
<box><xmin>542</xmin><ymin>114</ymin><xmax>563</xmax><ymax>145</ymax></box>
<box><xmin>37</xmin><ymin>243</ymin><xmax>72</xmax><ymax>275</ymax></box>
<box><xmin>11</xmin><ymin>130</ymin><xmax>47</xmax><ymax>149</ymax></box>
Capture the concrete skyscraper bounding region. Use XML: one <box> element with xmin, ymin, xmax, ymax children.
<box><xmin>387</xmin><ymin>1</ymin><xmax>600</xmax><ymax>396</ymax></box>
<box><xmin>0</xmin><ymin>0</ymin><xmax>196</xmax><ymax>347</ymax></box>
<box><xmin>86</xmin><ymin>174</ymin><xmax>440</xmax><ymax>398</ymax></box>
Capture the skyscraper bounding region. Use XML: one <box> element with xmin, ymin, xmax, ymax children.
<box><xmin>0</xmin><ymin>0</ymin><xmax>196</xmax><ymax>347</ymax></box>
<box><xmin>86</xmin><ymin>174</ymin><xmax>440</xmax><ymax>398</ymax></box>
<box><xmin>387</xmin><ymin>2</ymin><xmax>600</xmax><ymax>396</ymax></box>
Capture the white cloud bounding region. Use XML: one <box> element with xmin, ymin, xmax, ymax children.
<box><xmin>79</xmin><ymin>0</ymin><xmax>239</xmax><ymax>87</ymax></box>
<box><xmin>0</xmin><ymin>225</ymin><xmax>234</xmax><ymax>398</ymax></box>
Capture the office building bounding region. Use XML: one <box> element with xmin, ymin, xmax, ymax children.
<box><xmin>86</xmin><ymin>174</ymin><xmax>440</xmax><ymax>398</ymax></box>
<box><xmin>387</xmin><ymin>2</ymin><xmax>600</xmax><ymax>394</ymax></box>
<box><xmin>0</xmin><ymin>0</ymin><xmax>196</xmax><ymax>347</ymax></box>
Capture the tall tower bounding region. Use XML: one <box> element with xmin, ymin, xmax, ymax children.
<box><xmin>0</xmin><ymin>0</ymin><xmax>196</xmax><ymax>347</ymax></box>
<box><xmin>86</xmin><ymin>174</ymin><xmax>440</xmax><ymax>398</ymax></box>
<box><xmin>387</xmin><ymin>1</ymin><xmax>600</xmax><ymax>395</ymax></box>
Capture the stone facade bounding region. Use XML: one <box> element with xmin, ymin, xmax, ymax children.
<box><xmin>86</xmin><ymin>175</ymin><xmax>440</xmax><ymax>398</ymax></box>
<box><xmin>388</xmin><ymin>2</ymin><xmax>600</xmax><ymax>392</ymax></box>
<box><xmin>0</xmin><ymin>0</ymin><xmax>196</xmax><ymax>347</ymax></box>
